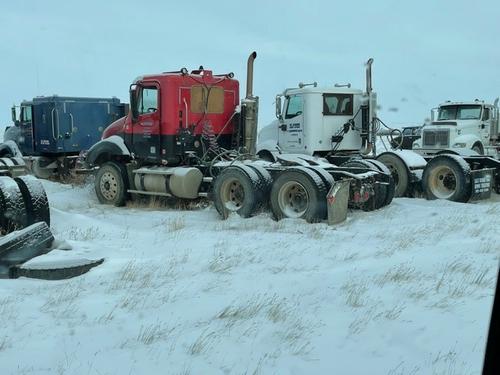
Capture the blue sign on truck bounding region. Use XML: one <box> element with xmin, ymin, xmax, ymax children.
<box><xmin>2</xmin><ymin>96</ymin><xmax>127</xmax><ymax>178</ymax></box>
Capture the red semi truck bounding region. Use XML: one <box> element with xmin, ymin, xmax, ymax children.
<box><xmin>85</xmin><ymin>53</ymin><xmax>393</xmax><ymax>223</ymax></box>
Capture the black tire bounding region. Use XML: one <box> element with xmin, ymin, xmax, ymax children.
<box><xmin>422</xmin><ymin>155</ymin><xmax>472</xmax><ymax>202</ymax></box>
<box><xmin>0</xmin><ymin>176</ymin><xmax>27</xmax><ymax>234</ymax></box>
<box><xmin>14</xmin><ymin>175</ymin><xmax>50</xmax><ymax>227</ymax></box>
<box><xmin>246</xmin><ymin>164</ymin><xmax>273</xmax><ymax>208</ymax></box>
<box><xmin>363</xmin><ymin>159</ymin><xmax>395</xmax><ymax>207</ymax></box>
<box><xmin>0</xmin><ymin>222</ymin><xmax>54</xmax><ymax>274</ymax></box>
<box><xmin>270</xmin><ymin>167</ymin><xmax>327</xmax><ymax>223</ymax></box>
<box><xmin>376</xmin><ymin>152</ymin><xmax>410</xmax><ymax>197</ymax></box>
<box><xmin>340</xmin><ymin>159</ymin><xmax>385</xmax><ymax>210</ymax></box>
<box><xmin>95</xmin><ymin>161</ymin><xmax>128</xmax><ymax>206</ymax></box>
<box><xmin>213</xmin><ymin>166</ymin><xmax>261</xmax><ymax>219</ymax></box>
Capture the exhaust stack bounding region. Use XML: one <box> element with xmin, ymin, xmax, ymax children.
<box><xmin>365</xmin><ymin>58</ymin><xmax>373</xmax><ymax>94</ymax></box>
<box><xmin>242</xmin><ymin>51</ymin><xmax>259</xmax><ymax>156</ymax></box>
<box><xmin>246</xmin><ymin>51</ymin><xmax>257</xmax><ymax>99</ymax></box>
<box><xmin>361</xmin><ymin>58</ymin><xmax>376</xmax><ymax>155</ymax></box>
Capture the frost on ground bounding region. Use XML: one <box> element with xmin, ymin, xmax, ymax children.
<box><xmin>0</xmin><ymin>180</ymin><xmax>498</xmax><ymax>375</ymax></box>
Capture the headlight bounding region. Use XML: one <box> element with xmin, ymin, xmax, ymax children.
<box><xmin>453</xmin><ymin>142</ymin><xmax>467</xmax><ymax>148</ymax></box>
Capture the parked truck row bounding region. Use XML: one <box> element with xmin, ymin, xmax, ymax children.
<box><xmin>2</xmin><ymin>52</ymin><xmax>499</xmax><ymax>224</ymax></box>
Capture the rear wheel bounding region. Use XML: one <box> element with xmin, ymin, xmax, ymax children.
<box><xmin>95</xmin><ymin>162</ymin><xmax>128</xmax><ymax>206</ymax></box>
<box><xmin>376</xmin><ymin>153</ymin><xmax>410</xmax><ymax>197</ymax></box>
<box><xmin>14</xmin><ymin>175</ymin><xmax>50</xmax><ymax>227</ymax></box>
<box><xmin>0</xmin><ymin>176</ymin><xmax>27</xmax><ymax>233</ymax></box>
<box><xmin>213</xmin><ymin>166</ymin><xmax>261</xmax><ymax>219</ymax></box>
<box><xmin>341</xmin><ymin>159</ymin><xmax>386</xmax><ymax>210</ymax></box>
<box><xmin>363</xmin><ymin>159</ymin><xmax>395</xmax><ymax>207</ymax></box>
<box><xmin>270</xmin><ymin>168</ymin><xmax>327</xmax><ymax>222</ymax></box>
<box><xmin>422</xmin><ymin>155</ymin><xmax>471</xmax><ymax>202</ymax></box>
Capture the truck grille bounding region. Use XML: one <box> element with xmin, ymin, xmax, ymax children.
<box><xmin>422</xmin><ymin>129</ymin><xmax>449</xmax><ymax>148</ymax></box>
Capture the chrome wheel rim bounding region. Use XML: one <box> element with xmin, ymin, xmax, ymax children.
<box><xmin>100</xmin><ymin>171</ymin><xmax>118</xmax><ymax>201</ymax></box>
<box><xmin>278</xmin><ymin>181</ymin><xmax>309</xmax><ymax>218</ymax></box>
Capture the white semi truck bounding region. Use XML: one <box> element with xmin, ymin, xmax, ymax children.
<box><xmin>257</xmin><ymin>61</ymin><xmax>500</xmax><ymax>202</ymax></box>
<box><xmin>413</xmin><ymin>99</ymin><xmax>499</xmax><ymax>158</ymax></box>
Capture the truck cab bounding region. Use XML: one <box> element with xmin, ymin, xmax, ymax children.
<box><xmin>257</xmin><ymin>85</ymin><xmax>377</xmax><ymax>161</ymax></box>
<box><xmin>412</xmin><ymin>100</ymin><xmax>500</xmax><ymax>157</ymax></box>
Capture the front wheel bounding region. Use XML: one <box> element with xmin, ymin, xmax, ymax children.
<box><xmin>422</xmin><ymin>155</ymin><xmax>471</xmax><ymax>202</ymax></box>
<box><xmin>95</xmin><ymin>162</ymin><xmax>128</xmax><ymax>206</ymax></box>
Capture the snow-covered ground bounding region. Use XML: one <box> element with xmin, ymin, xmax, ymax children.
<box><xmin>0</xmin><ymin>180</ymin><xmax>498</xmax><ymax>375</ymax></box>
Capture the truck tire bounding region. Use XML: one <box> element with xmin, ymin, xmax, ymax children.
<box><xmin>246</xmin><ymin>163</ymin><xmax>273</xmax><ymax>207</ymax></box>
<box><xmin>270</xmin><ymin>167</ymin><xmax>327</xmax><ymax>223</ymax></box>
<box><xmin>95</xmin><ymin>162</ymin><xmax>128</xmax><ymax>206</ymax></box>
<box><xmin>213</xmin><ymin>166</ymin><xmax>261</xmax><ymax>219</ymax></box>
<box><xmin>422</xmin><ymin>155</ymin><xmax>472</xmax><ymax>202</ymax></box>
<box><xmin>363</xmin><ymin>159</ymin><xmax>395</xmax><ymax>207</ymax></box>
<box><xmin>376</xmin><ymin>153</ymin><xmax>410</xmax><ymax>197</ymax></box>
<box><xmin>14</xmin><ymin>175</ymin><xmax>50</xmax><ymax>227</ymax></box>
<box><xmin>340</xmin><ymin>159</ymin><xmax>386</xmax><ymax>210</ymax></box>
<box><xmin>0</xmin><ymin>176</ymin><xmax>27</xmax><ymax>233</ymax></box>
<box><xmin>0</xmin><ymin>222</ymin><xmax>54</xmax><ymax>275</ymax></box>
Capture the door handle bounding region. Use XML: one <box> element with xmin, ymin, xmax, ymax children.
<box><xmin>51</xmin><ymin>108</ymin><xmax>60</xmax><ymax>140</ymax></box>
<box><xmin>279</xmin><ymin>123</ymin><xmax>287</xmax><ymax>131</ymax></box>
<box><xmin>69</xmin><ymin>113</ymin><xmax>75</xmax><ymax>135</ymax></box>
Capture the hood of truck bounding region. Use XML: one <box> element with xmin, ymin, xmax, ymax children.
<box><xmin>102</xmin><ymin>116</ymin><xmax>127</xmax><ymax>139</ymax></box>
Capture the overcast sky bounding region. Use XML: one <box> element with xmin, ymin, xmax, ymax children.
<box><xmin>1</xmin><ymin>0</ymin><xmax>499</xmax><ymax>128</ymax></box>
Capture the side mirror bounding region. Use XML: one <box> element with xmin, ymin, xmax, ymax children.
<box><xmin>275</xmin><ymin>95</ymin><xmax>283</xmax><ymax>120</ymax></box>
<box><xmin>129</xmin><ymin>84</ymin><xmax>139</xmax><ymax>122</ymax></box>
<box><xmin>11</xmin><ymin>106</ymin><xmax>16</xmax><ymax>123</ymax></box>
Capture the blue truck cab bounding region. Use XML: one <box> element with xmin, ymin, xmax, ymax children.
<box><xmin>6</xmin><ymin>96</ymin><xmax>127</xmax><ymax>156</ymax></box>
<box><xmin>3</xmin><ymin>96</ymin><xmax>127</xmax><ymax>178</ymax></box>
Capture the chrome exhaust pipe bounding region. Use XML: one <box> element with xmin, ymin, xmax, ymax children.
<box><xmin>365</xmin><ymin>58</ymin><xmax>373</xmax><ymax>94</ymax></box>
<box><xmin>242</xmin><ymin>51</ymin><xmax>258</xmax><ymax>156</ymax></box>
<box><xmin>246</xmin><ymin>51</ymin><xmax>257</xmax><ymax>98</ymax></box>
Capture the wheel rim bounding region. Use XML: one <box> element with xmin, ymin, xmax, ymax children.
<box><xmin>428</xmin><ymin>165</ymin><xmax>457</xmax><ymax>199</ymax></box>
<box><xmin>100</xmin><ymin>171</ymin><xmax>119</xmax><ymax>201</ymax></box>
<box><xmin>220</xmin><ymin>177</ymin><xmax>245</xmax><ymax>211</ymax></box>
<box><xmin>277</xmin><ymin>181</ymin><xmax>309</xmax><ymax>218</ymax></box>
<box><xmin>472</xmin><ymin>146</ymin><xmax>482</xmax><ymax>154</ymax></box>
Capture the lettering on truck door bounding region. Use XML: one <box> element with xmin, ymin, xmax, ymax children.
<box><xmin>279</xmin><ymin>94</ymin><xmax>304</xmax><ymax>151</ymax></box>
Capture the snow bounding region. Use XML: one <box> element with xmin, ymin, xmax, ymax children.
<box><xmin>0</xmin><ymin>179</ymin><xmax>498</xmax><ymax>374</ymax></box>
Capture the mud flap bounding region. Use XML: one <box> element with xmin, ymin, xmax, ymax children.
<box><xmin>9</xmin><ymin>257</ymin><xmax>104</xmax><ymax>280</ymax></box>
<box><xmin>469</xmin><ymin>168</ymin><xmax>494</xmax><ymax>201</ymax></box>
<box><xmin>327</xmin><ymin>179</ymin><xmax>351</xmax><ymax>225</ymax></box>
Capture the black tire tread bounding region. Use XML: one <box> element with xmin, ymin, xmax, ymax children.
<box><xmin>14</xmin><ymin>175</ymin><xmax>50</xmax><ymax>227</ymax></box>
<box><xmin>270</xmin><ymin>167</ymin><xmax>328</xmax><ymax>222</ymax></box>
<box><xmin>0</xmin><ymin>176</ymin><xmax>27</xmax><ymax>234</ymax></box>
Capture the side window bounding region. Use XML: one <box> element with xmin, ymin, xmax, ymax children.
<box><xmin>137</xmin><ymin>87</ymin><xmax>158</xmax><ymax>115</ymax></box>
<box><xmin>482</xmin><ymin>107</ymin><xmax>490</xmax><ymax>121</ymax></box>
<box><xmin>285</xmin><ymin>95</ymin><xmax>303</xmax><ymax>119</ymax></box>
<box><xmin>323</xmin><ymin>94</ymin><xmax>353</xmax><ymax>115</ymax></box>
<box><xmin>402</xmin><ymin>128</ymin><xmax>412</xmax><ymax>136</ymax></box>
<box><xmin>21</xmin><ymin>106</ymin><xmax>32</xmax><ymax>123</ymax></box>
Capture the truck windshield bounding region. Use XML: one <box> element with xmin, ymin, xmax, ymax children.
<box><xmin>437</xmin><ymin>105</ymin><xmax>482</xmax><ymax>120</ymax></box>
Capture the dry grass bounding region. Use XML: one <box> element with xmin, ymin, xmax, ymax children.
<box><xmin>341</xmin><ymin>279</ymin><xmax>368</xmax><ymax>308</ymax></box>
